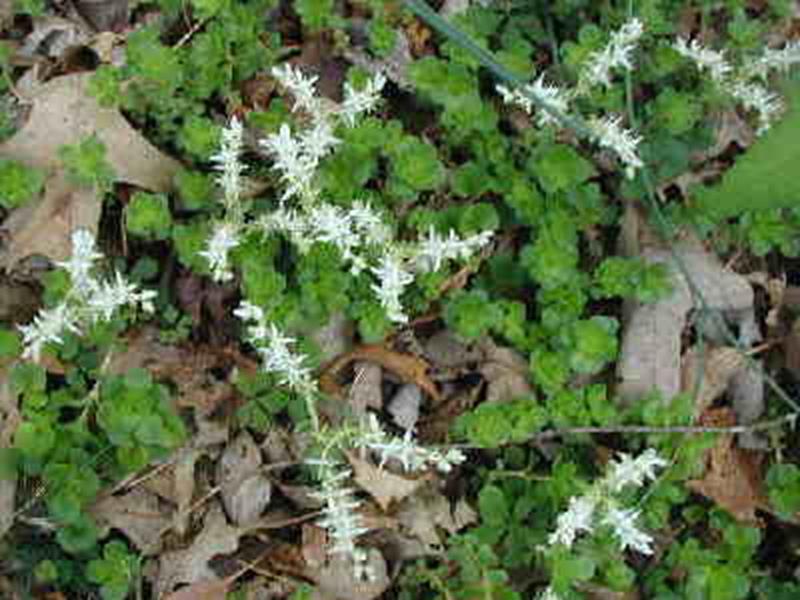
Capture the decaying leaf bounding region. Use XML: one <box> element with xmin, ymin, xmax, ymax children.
<box><xmin>387</xmin><ymin>383</ymin><xmax>421</xmax><ymax>431</ymax></box>
<box><xmin>395</xmin><ymin>486</ymin><xmax>476</xmax><ymax>556</ymax></box>
<box><xmin>91</xmin><ymin>486</ymin><xmax>170</xmax><ymax>556</ymax></box>
<box><xmin>0</xmin><ymin>72</ymin><xmax>181</xmax><ymax>269</ymax></box>
<box><xmin>681</xmin><ymin>346</ymin><xmax>747</xmax><ymax>416</ymax></box>
<box><xmin>477</xmin><ymin>338</ymin><xmax>532</xmax><ymax>403</ymax></box>
<box><xmin>216</xmin><ymin>431</ymin><xmax>272</xmax><ymax>526</ymax></box>
<box><xmin>686</xmin><ymin>408</ymin><xmax>769</xmax><ymax>524</ymax></box>
<box><xmin>348</xmin><ymin>452</ymin><xmax>425</xmax><ymax>511</ymax></box>
<box><xmin>321</xmin><ymin>344</ymin><xmax>440</xmax><ymax>402</ymax></box>
<box><xmin>309</xmin><ymin>549</ymin><xmax>390</xmax><ymax>600</ymax></box>
<box><xmin>0</xmin><ymin>171</ymin><xmax>102</xmax><ymax>269</ymax></box>
<box><xmin>155</xmin><ymin>504</ymin><xmax>243</xmax><ymax>597</ymax></box>
<box><xmin>617</xmin><ymin>212</ymin><xmax>756</xmax><ymax>410</ymax></box>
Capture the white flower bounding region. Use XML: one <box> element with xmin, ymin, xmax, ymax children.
<box><xmin>673</xmin><ymin>37</ymin><xmax>733</xmax><ymax>83</ymax></box>
<box><xmin>258</xmin><ymin>206</ymin><xmax>311</xmax><ymax>250</ymax></box>
<box><xmin>55</xmin><ymin>229</ymin><xmax>102</xmax><ymax>296</ymax></box>
<box><xmin>370</xmin><ymin>252</ymin><xmax>414</xmax><ymax>324</ymax></box>
<box><xmin>340</xmin><ymin>72</ymin><xmax>387</xmax><ymax>127</ymax></box>
<box><xmin>261</xmin><ymin>124</ymin><xmax>318</xmax><ymax>203</ymax></box>
<box><xmin>272</xmin><ymin>63</ymin><xmax>321</xmax><ymax>116</ymax></box>
<box><xmin>359</xmin><ymin>414</ymin><xmax>465</xmax><ymax>473</ymax></box>
<box><xmin>728</xmin><ymin>80</ymin><xmax>784</xmax><ymax>135</ymax></box>
<box><xmin>198</xmin><ymin>222</ymin><xmax>240</xmax><ymax>282</ymax></box>
<box><xmin>300</xmin><ymin>119</ymin><xmax>341</xmax><ymax>165</ymax></box>
<box><xmin>87</xmin><ymin>271</ymin><xmax>156</xmax><ymax>322</ymax></box>
<box><xmin>496</xmin><ymin>75</ymin><xmax>571</xmax><ymax>127</ymax></box>
<box><xmin>349</xmin><ymin>201</ymin><xmax>391</xmax><ymax>245</ymax></box>
<box><xmin>582</xmin><ymin>18</ymin><xmax>645</xmax><ymax>89</ymax></box>
<box><xmin>605</xmin><ymin>449</ymin><xmax>667</xmax><ymax>493</ymax></box>
<box><xmin>745</xmin><ymin>41</ymin><xmax>800</xmax><ymax>80</ymax></box>
<box><xmin>602</xmin><ymin>506</ymin><xmax>655</xmax><ymax>554</ymax></box>
<box><xmin>413</xmin><ymin>227</ymin><xmax>493</xmax><ymax>273</ymax></box>
<box><xmin>548</xmin><ymin>495</ymin><xmax>598</xmax><ymax>548</ymax></box>
<box><xmin>309</xmin><ymin>467</ymin><xmax>370</xmax><ymax>558</ymax></box>
<box><xmin>19</xmin><ymin>303</ymin><xmax>80</xmax><ymax>361</ymax></box>
<box><xmin>587</xmin><ymin>114</ymin><xmax>643</xmax><ymax>178</ymax></box>
<box><xmin>538</xmin><ymin>587</ymin><xmax>562</xmax><ymax>600</ymax></box>
<box><xmin>210</xmin><ymin>117</ymin><xmax>245</xmax><ymax>211</ymax></box>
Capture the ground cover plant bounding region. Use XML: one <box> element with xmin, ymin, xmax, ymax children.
<box><xmin>2</xmin><ymin>0</ymin><xmax>800</xmax><ymax>598</ymax></box>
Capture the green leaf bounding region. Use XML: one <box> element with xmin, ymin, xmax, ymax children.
<box><xmin>126</xmin><ymin>192</ymin><xmax>172</xmax><ymax>240</ymax></box>
<box><xmin>10</xmin><ymin>362</ymin><xmax>47</xmax><ymax>395</ymax></box>
<box><xmin>534</xmin><ymin>144</ymin><xmax>595</xmax><ymax>194</ymax></box>
<box><xmin>566</xmin><ymin>316</ymin><xmax>619</xmax><ymax>374</ymax></box>
<box><xmin>478</xmin><ymin>485</ymin><xmax>510</xmax><ymax>528</ymax></box>
<box><xmin>766</xmin><ymin>463</ymin><xmax>800</xmax><ymax>519</ymax></box>
<box><xmin>0</xmin><ymin>159</ymin><xmax>45</xmax><ymax>209</ymax></box>
<box><xmin>59</xmin><ymin>134</ymin><xmax>115</xmax><ymax>193</ymax></box>
<box><xmin>389</xmin><ymin>137</ymin><xmax>446</xmax><ymax>193</ymax></box>
<box><xmin>0</xmin><ymin>328</ymin><xmax>21</xmax><ymax>359</ymax></box>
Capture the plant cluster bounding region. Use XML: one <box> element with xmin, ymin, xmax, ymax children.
<box><xmin>2</xmin><ymin>0</ymin><xmax>800</xmax><ymax>598</ymax></box>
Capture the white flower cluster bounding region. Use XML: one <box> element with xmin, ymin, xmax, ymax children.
<box><xmin>367</xmin><ymin>227</ymin><xmax>493</xmax><ymax>324</ymax></box>
<box><xmin>19</xmin><ymin>229</ymin><xmax>156</xmax><ymax>361</ymax></box>
<box><xmin>202</xmin><ymin>66</ymin><xmax>493</xmax><ymax>324</ymax></box>
<box><xmin>259</xmin><ymin>201</ymin><xmax>391</xmax><ymax>274</ymax></box>
<box><xmin>673</xmin><ymin>36</ymin><xmax>797</xmax><ymax>135</ymax></box>
<box><xmin>262</xmin><ymin>64</ymin><xmax>385</xmax><ymax>205</ymax></box>
<box><xmin>233</xmin><ymin>301</ymin><xmax>318</xmax><ymax>399</ymax></box>
<box><xmin>497</xmin><ymin>18</ymin><xmax>645</xmax><ymax>178</ymax></box>
<box><xmin>548</xmin><ymin>448</ymin><xmax>667</xmax><ymax>555</ymax></box>
<box><xmin>581</xmin><ymin>18</ymin><xmax>645</xmax><ymax>89</ymax></box>
<box><xmin>358</xmin><ymin>413</ymin><xmax>466</xmax><ymax>473</ymax></box>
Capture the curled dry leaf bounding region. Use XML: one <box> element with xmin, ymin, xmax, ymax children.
<box><xmin>310</xmin><ymin>549</ymin><xmax>390</xmax><ymax>600</ymax></box>
<box><xmin>216</xmin><ymin>431</ymin><xmax>272</xmax><ymax>526</ymax></box>
<box><xmin>321</xmin><ymin>344</ymin><xmax>440</xmax><ymax>402</ymax></box>
<box><xmin>395</xmin><ymin>486</ymin><xmax>476</xmax><ymax>556</ymax></box>
<box><xmin>477</xmin><ymin>338</ymin><xmax>532</xmax><ymax>403</ymax></box>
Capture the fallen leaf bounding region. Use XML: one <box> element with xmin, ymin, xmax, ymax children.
<box><xmin>387</xmin><ymin>383</ymin><xmax>421</xmax><ymax>431</ymax></box>
<box><xmin>477</xmin><ymin>338</ymin><xmax>532</xmax><ymax>403</ymax></box>
<box><xmin>0</xmin><ymin>171</ymin><xmax>102</xmax><ymax>269</ymax></box>
<box><xmin>0</xmin><ymin>73</ymin><xmax>181</xmax><ymax>269</ymax></box>
<box><xmin>90</xmin><ymin>486</ymin><xmax>170</xmax><ymax>555</ymax></box>
<box><xmin>348</xmin><ymin>452</ymin><xmax>425</xmax><ymax>511</ymax></box>
<box><xmin>617</xmin><ymin>213</ymin><xmax>755</xmax><ymax>408</ymax></box>
<box><xmin>155</xmin><ymin>504</ymin><xmax>243</xmax><ymax>597</ymax></box>
<box><xmin>681</xmin><ymin>346</ymin><xmax>746</xmax><ymax>416</ymax></box>
<box><xmin>216</xmin><ymin>431</ymin><xmax>272</xmax><ymax>526</ymax></box>
<box><xmin>74</xmin><ymin>0</ymin><xmax>128</xmax><ymax>31</ymax></box>
<box><xmin>309</xmin><ymin>549</ymin><xmax>390</xmax><ymax>600</ymax></box>
<box><xmin>347</xmin><ymin>361</ymin><xmax>383</xmax><ymax>413</ymax></box>
<box><xmin>395</xmin><ymin>486</ymin><xmax>476</xmax><ymax>555</ymax></box>
<box><xmin>0</xmin><ymin>72</ymin><xmax>180</xmax><ymax>190</ymax></box>
<box><xmin>321</xmin><ymin>344</ymin><xmax>439</xmax><ymax>402</ymax></box>
<box><xmin>686</xmin><ymin>408</ymin><xmax>769</xmax><ymax>524</ymax></box>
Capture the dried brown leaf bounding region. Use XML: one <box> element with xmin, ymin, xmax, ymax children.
<box><xmin>0</xmin><ymin>368</ymin><xmax>19</xmax><ymax>539</ymax></box>
<box><xmin>681</xmin><ymin>346</ymin><xmax>747</xmax><ymax>416</ymax></box>
<box><xmin>686</xmin><ymin>409</ymin><xmax>769</xmax><ymax>524</ymax></box>
<box><xmin>395</xmin><ymin>486</ymin><xmax>476</xmax><ymax>555</ymax></box>
<box><xmin>217</xmin><ymin>432</ymin><xmax>272</xmax><ymax>526</ymax></box>
<box><xmin>155</xmin><ymin>504</ymin><xmax>243</xmax><ymax>597</ymax></box>
<box><xmin>90</xmin><ymin>487</ymin><xmax>169</xmax><ymax>555</ymax></box>
<box><xmin>0</xmin><ymin>171</ymin><xmax>102</xmax><ymax>269</ymax></box>
<box><xmin>321</xmin><ymin>344</ymin><xmax>439</xmax><ymax>402</ymax></box>
<box><xmin>348</xmin><ymin>452</ymin><xmax>425</xmax><ymax>511</ymax></box>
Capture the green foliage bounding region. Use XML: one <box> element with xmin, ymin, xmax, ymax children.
<box><xmin>0</xmin><ymin>159</ymin><xmax>45</xmax><ymax>209</ymax></box>
<box><xmin>444</xmin><ymin>289</ymin><xmax>503</xmax><ymax>341</ymax></box>
<box><xmin>86</xmin><ymin>540</ymin><xmax>139</xmax><ymax>600</ymax></box>
<box><xmin>454</xmin><ymin>398</ymin><xmax>548</xmax><ymax>447</ymax></box>
<box><xmin>766</xmin><ymin>463</ymin><xmax>800</xmax><ymax>519</ymax></box>
<box><xmin>369</xmin><ymin>19</ymin><xmax>397</xmax><ymax>58</ymax></box>
<box><xmin>88</xmin><ymin>65</ymin><xmax>123</xmax><ymax>108</ymax></box>
<box><xmin>694</xmin><ymin>78</ymin><xmax>800</xmax><ymax>217</ymax></box>
<box><xmin>387</xmin><ymin>136</ymin><xmax>446</xmax><ymax>195</ymax></box>
<box><xmin>593</xmin><ymin>257</ymin><xmax>672</xmax><ymax>303</ymax></box>
<box><xmin>126</xmin><ymin>192</ymin><xmax>173</xmax><ymax>240</ymax></box>
<box><xmin>295</xmin><ymin>0</ymin><xmax>338</xmax><ymax>32</ymax></box>
<box><xmin>58</xmin><ymin>135</ymin><xmax>115</xmax><ymax>193</ymax></box>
